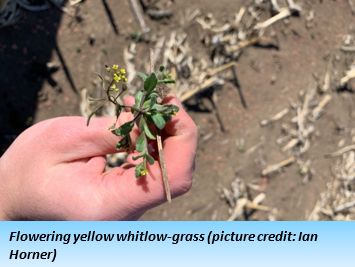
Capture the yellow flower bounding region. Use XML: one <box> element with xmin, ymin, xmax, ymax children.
<box><xmin>114</xmin><ymin>73</ymin><xmax>121</xmax><ymax>82</ymax></box>
<box><xmin>173</xmin><ymin>112</ymin><xmax>178</xmax><ymax>116</ymax></box>
<box><xmin>107</xmin><ymin>122</ymin><xmax>116</xmax><ymax>130</ymax></box>
<box><xmin>124</xmin><ymin>78</ymin><xmax>128</xmax><ymax>82</ymax></box>
<box><xmin>120</xmin><ymin>68</ymin><xmax>126</xmax><ymax>74</ymax></box>
<box><xmin>140</xmin><ymin>170</ymin><xmax>148</xmax><ymax>176</ymax></box>
<box><xmin>113</xmin><ymin>65</ymin><xmax>118</xmax><ymax>72</ymax></box>
<box><xmin>121</xmin><ymin>75</ymin><xmax>125</xmax><ymax>79</ymax></box>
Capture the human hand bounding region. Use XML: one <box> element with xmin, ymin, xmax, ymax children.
<box><xmin>0</xmin><ymin>94</ymin><xmax>197</xmax><ymax>221</ymax></box>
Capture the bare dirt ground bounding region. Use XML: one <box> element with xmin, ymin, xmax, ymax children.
<box><xmin>1</xmin><ymin>0</ymin><xmax>355</xmax><ymax>221</ymax></box>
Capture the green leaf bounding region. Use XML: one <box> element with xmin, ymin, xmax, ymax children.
<box><xmin>159</xmin><ymin>65</ymin><xmax>165</xmax><ymax>72</ymax></box>
<box><xmin>148</xmin><ymin>91</ymin><xmax>159</xmax><ymax>100</ymax></box>
<box><xmin>135</xmin><ymin>162</ymin><xmax>144</xmax><ymax>178</ymax></box>
<box><xmin>145</xmin><ymin>154</ymin><xmax>155</xmax><ymax>165</ymax></box>
<box><xmin>138</xmin><ymin>116</ymin><xmax>146</xmax><ymax>132</ymax></box>
<box><xmin>171</xmin><ymin>104</ymin><xmax>179</xmax><ymax>113</ymax></box>
<box><xmin>136</xmin><ymin>72</ymin><xmax>147</xmax><ymax>81</ymax></box>
<box><xmin>132</xmin><ymin>90</ymin><xmax>143</xmax><ymax>114</ymax></box>
<box><xmin>144</xmin><ymin>73</ymin><xmax>158</xmax><ymax>94</ymax></box>
<box><xmin>87</xmin><ymin>100</ymin><xmax>108</xmax><ymax>126</ymax></box>
<box><xmin>135</xmin><ymin>90</ymin><xmax>143</xmax><ymax>105</ymax></box>
<box><xmin>144</xmin><ymin>121</ymin><xmax>156</xmax><ymax>140</ymax></box>
<box><xmin>132</xmin><ymin>151</ymin><xmax>154</xmax><ymax>166</ymax></box>
<box><xmin>149</xmin><ymin>94</ymin><xmax>157</xmax><ymax>109</ymax></box>
<box><xmin>132</xmin><ymin>152</ymin><xmax>146</xmax><ymax>161</ymax></box>
<box><xmin>136</xmin><ymin>132</ymin><xmax>145</xmax><ymax>152</ymax></box>
<box><xmin>158</xmin><ymin>79</ymin><xmax>175</xmax><ymax>84</ymax></box>
<box><xmin>127</xmin><ymin>134</ymin><xmax>134</xmax><ymax>152</ymax></box>
<box><xmin>151</xmin><ymin>111</ymin><xmax>166</xmax><ymax>129</ymax></box>
<box><xmin>141</xmin><ymin>96</ymin><xmax>158</xmax><ymax>110</ymax></box>
<box><xmin>115</xmin><ymin>104</ymin><xmax>122</xmax><ymax>121</ymax></box>
<box><xmin>111</xmin><ymin>121</ymin><xmax>134</xmax><ymax>136</ymax></box>
<box><xmin>152</xmin><ymin>104</ymin><xmax>179</xmax><ymax>115</ymax></box>
<box><xmin>94</xmin><ymin>72</ymin><xmax>105</xmax><ymax>89</ymax></box>
<box><xmin>142</xmin><ymin>99</ymin><xmax>152</xmax><ymax>110</ymax></box>
<box><xmin>144</xmin><ymin>113</ymin><xmax>154</xmax><ymax>124</ymax></box>
<box><xmin>151</xmin><ymin>103</ymin><xmax>162</xmax><ymax>110</ymax></box>
<box><xmin>116</xmin><ymin>136</ymin><xmax>129</xmax><ymax>150</ymax></box>
<box><xmin>163</xmin><ymin>115</ymin><xmax>172</xmax><ymax>123</ymax></box>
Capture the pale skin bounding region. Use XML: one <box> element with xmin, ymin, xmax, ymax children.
<box><xmin>0</xmin><ymin>94</ymin><xmax>197</xmax><ymax>221</ymax></box>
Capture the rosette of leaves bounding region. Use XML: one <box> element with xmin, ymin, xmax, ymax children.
<box><xmin>87</xmin><ymin>65</ymin><xmax>179</xmax><ymax>178</ymax></box>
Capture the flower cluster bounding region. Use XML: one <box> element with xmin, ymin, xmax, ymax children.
<box><xmin>106</xmin><ymin>64</ymin><xmax>128</xmax><ymax>83</ymax></box>
<box><xmin>112</xmin><ymin>68</ymin><xmax>127</xmax><ymax>83</ymax></box>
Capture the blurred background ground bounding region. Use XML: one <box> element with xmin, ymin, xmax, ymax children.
<box><xmin>1</xmin><ymin>0</ymin><xmax>355</xmax><ymax>221</ymax></box>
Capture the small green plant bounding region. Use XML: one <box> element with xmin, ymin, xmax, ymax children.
<box><xmin>87</xmin><ymin>64</ymin><xmax>178</xmax><ymax>179</ymax></box>
<box><xmin>101</xmin><ymin>46</ymin><xmax>107</xmax><ymax>54</ymax></box>
<box><xmin>129</xmin><ymin>31</ymin><xmax>143</xmax><ymax>41</ymax></box>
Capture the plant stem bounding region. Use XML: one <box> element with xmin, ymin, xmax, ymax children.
<box><xmin>132</xmin><ymin>111</ymin><xmax>143</xmax><ymax>122</ymax></box>
<box><xmin>138</xmin><ymin>90</ymin><xmax>146</xmax><ymax>110</ymax></box>
<box><xmin>156</xmin><ymin>128</ymin><xmax>171</xmax><ymax>203</ymax></box>
<box><xmin>121</xmin><ymin>105</ymin><xmax>141</xmax><ymax>112</ymax></box>
<box><xmin>89</xmin><ymin>98</ymin><xmax>107</xmax><ymax>101</ymax></box>
<box><xmin>150</xmin><ymin>48</ymin><xmax>171</xmax><ymax>203</ymax></box>
<box><xmin>106</xmin><ymin>79</ymin><xmax>116</xmax><ymax>104</ymax></box>
<box><xmin>143</xmin><ymin>126</ymin><xmax>148</xmax><ymax>171</ymax></box>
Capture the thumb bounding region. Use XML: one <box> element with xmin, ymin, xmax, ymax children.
<box><xmin>124</xmin><ymin>96</ymin><xmax>135</xmax><ymax>112</ymax></box>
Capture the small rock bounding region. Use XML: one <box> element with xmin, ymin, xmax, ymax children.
<box><xmin>46</xmin><ymin>62</ymin><xmax>59</xmax><ymax>71</ymax></box>
<box><xmin>343</xmin><ymin>34</ymin><xmax>353</xmax><ymax>46</ymax></box>
<box><xmin>270</xmin><ymin>75</ymin><xmax>277</xmax><ymax>84</ymax></box>
<box><xmin>89</xmin><ymin>33</ymin><xmax>96</xmax><ymax>45</ymax></box>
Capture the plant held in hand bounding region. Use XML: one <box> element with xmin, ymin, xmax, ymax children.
<box><xmin>87</xmin><ymin>64</ymin><xmax>178</xmax><ymax>201</ymax></box>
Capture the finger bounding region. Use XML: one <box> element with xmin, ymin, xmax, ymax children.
<box><xmin>124</xmin><ymin>96</ymin><xmax>135</xmax><ymax>112</ymax></box>
<box><xmin>160</xmin><ymin>94</ymin><xmax>198</xmax><ymax>180</ymax></box>
<box><xmin>86</xmin><ymin>155</ymin><xmax>107</xmax><ymax>174</ymax></box>
<box><xmin>97</xmin><ymin>162</ymin><xmax>167</xmax><ymax>220</ymax></box>
<box><xmin>46</xmin><ymin>115</ymin><xmax>141</xmax><ymax>162</ymax></box>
